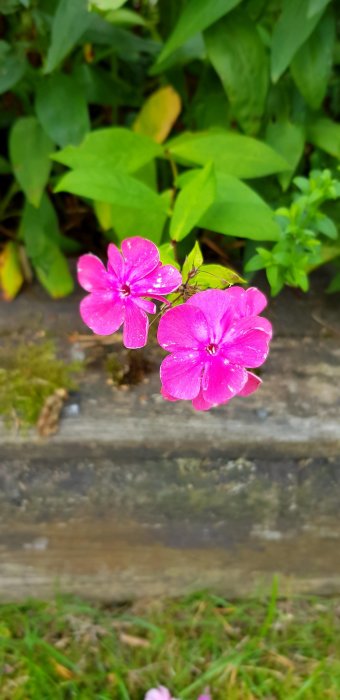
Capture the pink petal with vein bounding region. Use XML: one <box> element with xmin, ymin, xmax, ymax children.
<box><xmin>122</xmin><ymin>237</ymin><xmax>159</xmax><ymax>282</ymax></box>
<box><xmin>202</xmin><ymin>359</ymin><xmax>247</xmax><ymax>404</ymax></box>
<box><xmin>133</xmin><ymin>263</ymin><xmax>182</xmax><ymax>296</ymax></box>
<box><xmin>160</xmin><ymin>351</ymin><xmax>202</xmax><ymax>400</ymax></box>
<box><xmin>158</xmin><ymin>304</ymin><xmax>209</xmax><ymax>352</ymax></box>
<box><xmin>244</xmin><ymin>287</ymin><xmax>267</xmax><ymax>316</ymax></box>
<box><xmin>187</xmin><ymin>288</ymin><xmax>241</xmax><ymax>342</ymax></box>
<box><xmin>192</xmin><ymin>389</ymin><xmax>213</xmax><ymax>412</ymax></box>
<box><xmin>161</xmin><ymin>387</ymin><xmax>179</xmax><ymax>402</ymax></box>
<box><xmin>80</xmin><ymin>293</ymin><xmax>124</xmax><ymax>335</ymax></box>
<box><xmin>123</xmin><ymin>300</ymin><xmax>149</xmax><ymax>348</ymax></box>
<box><xmin>77</xmin><ymin>254</ymin><xmax>108</xmax><ymax>292</ymax></box>
<box><xmin>107</xmin><ymin>243</ymin><xmax>124</xmax><ymax>278</ymax></box>
<box><xmin>239</xmin><ymin>371</ymin><xmax>262</xmax><ymax>396</ymax></box>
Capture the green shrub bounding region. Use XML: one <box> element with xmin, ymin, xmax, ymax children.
<box><xmin>0</xmin><ymin>0</ymin><xmax>339</xmax><ymax>299</ymax></box>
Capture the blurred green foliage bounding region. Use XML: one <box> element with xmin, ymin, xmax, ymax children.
<box><xmin>0</xmin><ymin>0</ymin><xmax>339</xmax><ymax>298</ymax></box>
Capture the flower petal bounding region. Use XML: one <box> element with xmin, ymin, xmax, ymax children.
<box><xmin>77</xmin><ymin>254</ymin><xmax>108</xmax><ymax>292</ymax></box>
<box><xmin>144</xmin><ymin>688</ymin><xmax>173</xmax><ymax>700</ymax></box>
<box><xmin>123</xmin><ymin>299</ymin><xmax>149</xmax><ymax>348</ymax></box>
<box><xmin>161</xmin><ymin>386</ymin><xmax>179</xmax><ymax>402</ymax></box>
<box><xmin>238</xmin><ymin>371</ymin><xmax>262</xmax><ymax>396</ymax></box>
<box><xmin>133</xmin><ymin>297</ymin><xmax>156</xmax><ymax>314</ymax></box>
<box><xmin>202</xmin><ymin>357</ymin><xmax>247</xmax><ymax>404</ymax></box>
<box><xmin>160</xmin><ymin>351</ymin><xmax>203</xmax><ymax>400</ymax></box>
<box><xmin>122</xmin><ymin>237</ymin><xmax>160</xmax><ymax>282</ymax></box>
<box><xmin>80</xmin><ymin>292</ymin><xmax>124</xmax><ymax>335</ymax></box>
<box><xmin>107</xmin><ymin>243</ymin><xmax>124</xmax><ymax>278</ymax></box>
<box><xmin>133</xmin><ymin>263</ymin><xmax>182</xmax><ymax>296</ymax></box>
<box><xmin>157</xmin><ymin>304</ymin><xmax>209</xmax><ymax>352</ymax></box>
<box><xmin>222</xmin><ymin>316</ymin><xmax>272</xmax><ymax>368</ymax></box>
<box><xmin>187</xmin><ymin>288</ymin><xmax>242</xmax><ymax>342</ymax></box>
<box><xmin>244</xmin><ymin>287</ymin><xmax>267</xmax><ymax>316</ymax></box>
<box><xmin>192</xmin><ymin>388</ymin><xmax>213</xmax><ymax>412</ymax></box>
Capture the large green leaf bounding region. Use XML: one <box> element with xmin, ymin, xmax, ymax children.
<box><xmin>291</xmin><ymin>8</ymin><xmax>335</xmax><ymax>110</ymax></box>
<box><xmin>0</xmin><ymin>41</ymin><xmax>26</xmax><ymax>94</ymax></box>
<box><xmin>166</xmin><ymin>130</ymin><xmax>289</xmax><ymax>179</ymax></box>
<box><xmin>156</xmin><ymin>0</ymin><xmax>243</xmax><ymax>64</ymax></box>
<box><xmin>9</xmin><ymin>117</ymin><xmax>53</xmax><ymax>207</ymax></box>
<box><xmin>199</xmin><ymin>171</ymin><xmax>280</xmax><ymax>241</ymax></box>
<box><xmin>271</xmin><ymin>0</ymin><xmax>327</xmax><ymax>82</ymax></box>
<box><xmin>307</xmin><ymin>118</ymin><xmax>340</xmax><ymax>159</ymax></box>
<box><xmin>205</xmin><ymin>10</ymin><xmax>269</xmax><ymax>135</ymax></box>
<box><xmin>308</xmin><ymin>0</ymin><xmax>332</xmax><ymax>17</ymax></box>
<box><xmin>55</xmin><ymin>168</ymin><xmax>168</xmax><ymax>243</ymax></box>
<box><xmin>266</xmin><ymin>120</ymin><xmax>305</xmax><ymax>190</ymax></box>
<box><xmin>35</xmin><ymin>73</ymin><xmax>90</xmax><ymax>147</ymax></box>
<box><xmin>44</xmin><ymin>0</ymin><xmax>91</xmax><ymax>74</ymax></box>
<box><xmin>19</xmin><ymin>199</ymin><xmax>74</xmax><ymax>298</ymax></box>
<box><xmin>53</xmin><ymin>127</ymin><xmax>161</xmax><ymax>173</ymax></box>
<box><xmin>170</xmin><ymin>162</ymin><xmax>216</xmax><ymax>241</ymax></box>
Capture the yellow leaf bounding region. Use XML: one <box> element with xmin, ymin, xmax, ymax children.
<box><xmin>51</xmin><ymin>659</ymin><xmax>74</xmax><ymax>680</ymax></box>
<box><xmin>93</xmin><ymin>200</ymin><xmax>113</xmax><ymax>231</ymax></box>
<box><xmin>133</xmin><ymin>85</ymin><xmax>181</xmax><ymax>144</ymax></box>
<box><xmin>0</xmin><ymin>241</ymin><xmax>24</xmax><ymax>301</ymax></box>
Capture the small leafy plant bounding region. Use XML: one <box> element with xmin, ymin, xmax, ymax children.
<box><xmin>246</xmin><ymin>169</ymin><xmax>340</xmax><ymax>294</ymax></box>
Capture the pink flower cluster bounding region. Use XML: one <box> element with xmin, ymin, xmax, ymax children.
<box><xmin>78</xmin><ymin>237</ymin><xmax>272</xmax><ymax>411</ymax></box>
<box><xmin>145</xmin><ymin>686</ymin><xmax>210</xmax><ymax>700</ymax></box>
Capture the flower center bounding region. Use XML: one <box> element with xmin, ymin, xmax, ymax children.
<box><xmin>205</xmin><ymin>343</ymin><xmax>218</xmax><ymax>356</ymax></box>
<box><xmin>120</xmin><ymin>283</ymin><xmax>131</xmax><ymax>297</ymax></box>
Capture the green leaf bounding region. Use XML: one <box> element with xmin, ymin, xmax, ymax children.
<box><xmin>34</xmin><ymin>192</ymin><xmax>80</xmax><ymax>254</ymax></box>
<box><xmin>271</xmin><ymin>0</ymin><xmax>327</xmax><ymax>82</ymax></box>
<box><xmin>35</xmin><ymin>74</ymin><xmax>90</xmax><ymax>147</ymax></box>
<box><xmin>266</xmin><ymin>120</ymin><xmax>305</xmax><ymax>190</ymax></box>
<box><xmin>156</xmin><ymin>0</ymin><xmax>243</xmax><ymax>64</ymax></box>
<box><xmin>55</xmin><ymin>168</ymin><xmax>168</xmax><ymax>244</ymax></box>
<box><xmin>0</xmin><ymin>41</ymin><xmax>26</xmax><ymax>94</ymax></box>
<box><xmin>19</xmin><ymin>199</ymin><xmax>74</xmax><ymax>298</ymax></box>
<box><xmin>205</xmin><ymin>10</ymin><xmax>269</xmax><ymax>135</ymax></box>
<box><xmin>170</xmin><ymin>162</ymin><xmax>216</xmax><ymax>241</ymax></box>
<box><xmin>89</xmin><ymin>0</ymin><xmax>128</xmax><ymax>9</ymax></box>
<box><xmin>315</xmin><ymin>216</ymin><xmax>338</xmax><ymax>239</ymax></box>
<box><xmin>53</xmin><ymin>127</ymin><xmax>161</xmax><ymax>174</ymax></box>
<box><xmin>327</xmin><ymin>270</ymin><xmax>340</xmax><ymax>293</ymax></box>
<box><xmin>9</xmin><ymin>117</ymin><xmax>53</xmax><ymax>207</ymax></box>
<box><xmin>44</xmin><ymin>0</ymin><xmax>91</xmax><ymax>74</ymax></box>
<box><xmin>245</xmin><ymin>254</ymin><xmax>266</xmax><ymax>272</ymax></box>
<box><xmin>167</xmin><ymin>130</ymin><xmax>289</xmax><ymax>179</ymax></box>
<box><xmin>0</xmin><ymin>241</ymin><xmax>24</xmax><ymax>301</ymax></box>
<box><xmin>291</xmin><ymin>9</ymin><xmax>335</xmax><ymax>110</ymax></box>
<box><xmin>195</xmin><ymin>263</ymin><xmax>244</xmax><ymax>288</ymax></box>
<box><xmin>0</xmin><ymin>156</ymin><xmax>11</xmax><ymax>174</ymax></box>
<box><xmin>199</xmin><ymin>171</ymin><xmax>280</xmax><ymax>241</ymax></box>
<box><xmin>307</xmin><ymin>118</ymin><xmax>340</xmax><ymax>159</ymax></box>
<box><xmin>308</xmin><ymin>0</ymin><xmax>332</xmax><ymax>17</ymax></box>
<box><xmin>182</xmin><ymin>241</ymin><xmax>204</xmax><ymax>282</ymax></box>
<box><xmin>267</xmin><ymin>265</ymin><xmax>284</xmax><ymax>295</ymax></box>
<box><xmin>158</xmin><ymin>242</ymin><xmax>180</xmax><ymax>268</ymax></box>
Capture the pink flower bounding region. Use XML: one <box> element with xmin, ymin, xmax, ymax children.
<box><xmin>77</xmin><ymin>237</ymin><xmax>181</xmax><ymax>348</ymax></box>
<box><xmin>157</xmin><ymin>287</ymin><xmax>272</xmax><ymax>411</ymax></box>
<box><xmin>144</xmin><ymin>688</ymin><xmax>178</xmax><ymax>700</ymax></box>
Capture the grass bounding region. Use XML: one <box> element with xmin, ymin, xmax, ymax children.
<box><xmin>1</xmin><ymin>588</ymin><xmax>340</xmax><ymax>699</ymax></box>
